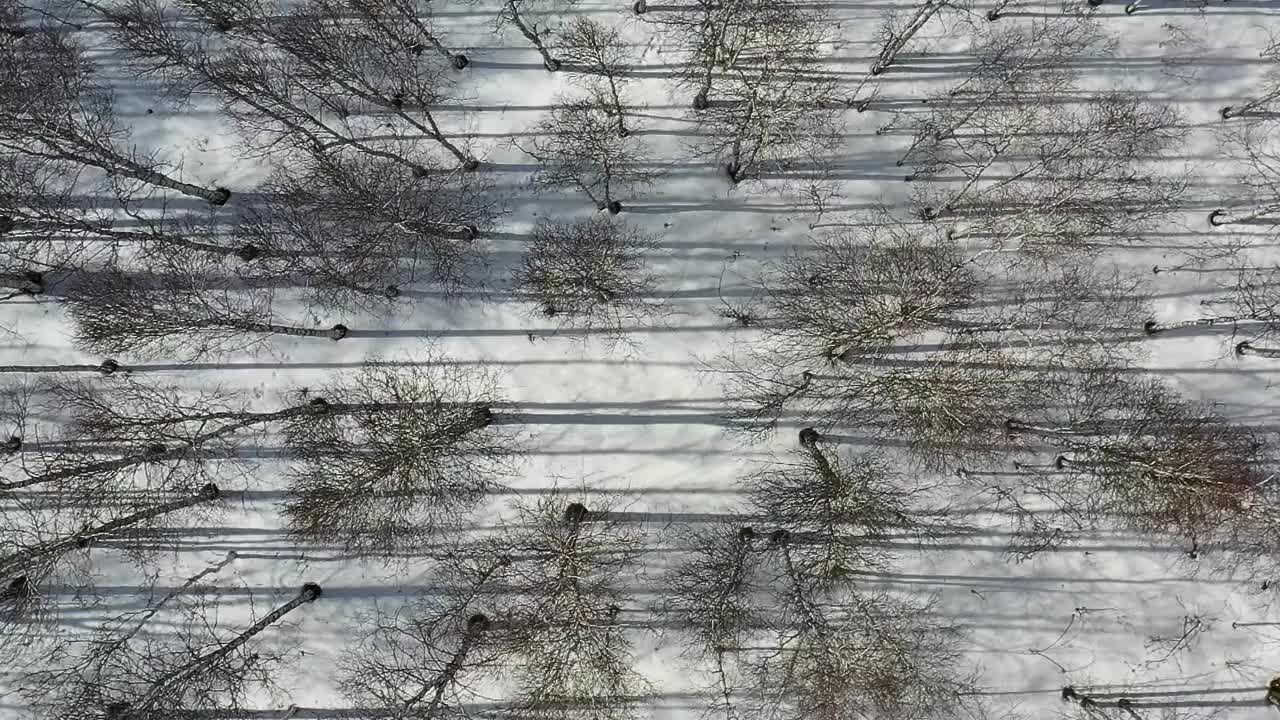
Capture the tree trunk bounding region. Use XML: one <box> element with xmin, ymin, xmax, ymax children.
<box><xmin>506</xmin><ymin>1</ymin><xmax>559</xmax><ymax>71</ymax></box>
<box><xmin>1236</xmin><ymin>342</ymin><xmax>1280</xmax><ymax>358</ymax></box>
<box><xmin>803</xmin><ymin>441</ymin><xmax>841</xmax><ymax>487</ymax></box>
<box><xmin>0</xmin><ymin>484</ymin><xmax>221</xmax><ymax>581</ymax></box>
<box><xmin>400</xmin><ymin>615</ymin><xmax>488</xmax><ymax>718</ymax></box>
<box><xmin>0</xmin><ymin>361</ymin><xmax>119</xmax><ymax>374</ymax></box>
<box><xmin>605</xmin><ymin>75</ymin><xmax>629</xmax><ymax>136</ymax></box>
<box><xmin>0</xmin><ymin>272</ymin><xmax>44</xmax><ymax>298</ymax></box>
<box><xmin>227</xmin><ymin>320</ymin><xmax>348</xmax><ymax>340</ymax></box>
<box><xmin>1004</xmin><ymin>419</ymin><xmax>1091</xmax><ymax>438</ymax></box>
<box><xmin>1220</xmin><ymin>86</ymin><xmax>1280</xmax><ymax>119</ymax></box>
<box><xmin>398</xmin><ymin>220</ymin><xmax>479</xmax><ymax>241</ymax></box>
<box><xmin>1208</xmin><ymin>205</ymin><xmax>1280</xmax><ymax>227</ymax></box>
<box><xmin>0</xmin><ymin>400</ymin><xmax>490</xmax><ymax>492</ymax></box>
<box><xmin>985</xmin><ymin>0</ymin><xmax>1014</xmax><ymax>19</ymax></box>
<box><xmin>871</xmin><ymin>0</ymin><xmax>942</xmax><ymax>74</ymax></box>
<box><xmin>1143</xmin><ymin>316</ymin><xmax>1255</xmax><ymax>335</ymax></box>
<box><xmin>118</xmin><ymin>583</ymin><xmax>322</xmax><ymax>718</ymax></box>
<box><xmin>110</xmin><ymin>155</ymin><xmax>231</xmax><ymax>206</ymax></box>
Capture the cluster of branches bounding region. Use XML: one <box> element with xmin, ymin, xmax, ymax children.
<box><xmin>718</xmin><ymin>220</ymin><xmax>1149</xmax><ymax>469</ymax></box>
<box><xmin>898</xmin><ymin>12</ymin><xmax>1187</xmax><ymax>260</ymax></box>
<box><xmin>339</xmin><ymin>495</ymin><xmax>648</xmax><ymax>719</ymax></box>
<box><xmin>517</xmin><ymin>18</ymin><xmax>661</xmax><ymax>214</ymax></box>
<box><xmin>664</xmin><ymin>431</ymin><xmax>973</xmax><ymax>720</ymax></box>
<box><xmin>0</xmin><ymin>0</ymin><xmax>231</xmax><ymax>206</ymax></box>
<box><xmin>100</xmin><ymin>0</ymin><xmax>477</xmax><ymax>172</ymax></box>
<box><xmin>510</xmin><ymin>215</ymin><xmax>664</xmax><ymax>340</ymax></box>
<box><xmin>641</xmin><ymin>0</ymin><xmax>843</xmax><ymax>186</ymax></box>
<box><xmin>991</xmin><ymin>368</ymin><xmax>1280</xmax><ymax>565</ymax></box>
<box><xmin>0</xmin><ymin>358</ymin><xmax>513</xmax><ymax>645</ymax></box>
<box><xmin>19</xmin><ymin>555</ymin><xmax>321</xmax><ymax>720</ymax></box>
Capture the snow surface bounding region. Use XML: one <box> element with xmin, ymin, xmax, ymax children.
<box><xmin>6</xmin><ymin>0</ymin><xmax>1280</xmax><ymax>718</ymax></box>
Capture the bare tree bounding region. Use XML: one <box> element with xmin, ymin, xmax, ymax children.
<box><xmin>22</xmin><ymin>576</ymin><xmax>321</xmax><ymax>720</ymax></box>
<box><xmin>900</xmin><ymin>15</ymin><xmax>1185</xmax><ymax>251</ymax></box>
<box><xmin>0</xmin><ymin>152</ymin><xmax>114</xmax><ymax>275</ymax></box>
<box><xmin>207</xmin><ymin>0</ymin><xmax>478</xmax><ymax>167</ymax></box>
<box><xmin>338</xmin><ymin>556</ymin><xmax>511</xmax><ymax>719</ymax></box>
<box><xmin>557</xmin><ymin>17</ymin><xmax>634</xmax><ymax>134</ymax></box>
<box><xmin>0</xmin><ymin>377</ymin><xmax>254</xmax><ymax>508</ymax></box>
<box><xmin>1211</xmin><ymin>116</ymin><xmax>1280</xmax><ymax>229</ymax></box>
<box><xmin>499</xmin><ymin>0</ymin><xmax>574</xmax><ymax>72</ymax></box>
<box><xmin>1218</xmin><ymin>35</ymin><xmax>1280</xmax><ymax>119</ymax></box>
<box><xmin>0</xmin><ymin>2</ymin><xmax>231</xmax><ymax>205</ymax></box>
<box><xmin>999</xmin><ymin>370</ymin><xmax>1275</xmax><ymax>548</ymax></box>
<box><xmin>101</xmin><ymin>0</ymin><xmax>470</xmax><ymax>173</ymax></box>
<box><xmin>9</xmin><ymin>552</ymin><xmax>233</xmax><ymax>702</ymax></box>
<box><xmin>1143</xmin><ymin>265</ymin><xmax>1280</xmax><ymax>348</ymax></box>
<box><xmin>665</xmin><ymin>519</ymin><xmax>972</xmax><ymax>720</ymax></box>
<box><xmin>693</xmin><ymin>62</ymin><xmax>843</xmax><ymax>186</ymax></box>
<box><xmin>746</xmin><ymin>432</ymin><xmax>918</xmax><ymax>579</ymax></box>
<box><xmin>846</xmin><ymin>0</ymin><xmax>969</xmax><ymax>109</ymax></box>
<box><xmin>65</xmin><ymin>254</ymin><xmax>348</xmax><ymax>361</ymax></box>
<box><xmin>238</xmin><ymin>151</ymin><xmax>500</xmax><ymax>306</ymax></box>
<box><xmin>751</xmin><ymin>224</ymin><xmax>979</xmax><ymax>365</ymax></box>
<box><xmin>517</xmin><ymin>92</ymin><xmax>658</xmax><ymax>214</ymax></box>
<box><xmin>1</xmin><ymin>484</ymin><xmax>222</xmax><ymax>594</ymax></box>
<box><xmin>281</xmin><ymin>361</ymin><xmax>514</xmax><ymax>554</ymax></box>
<box><xmin>344</xmin><ymin>0</ymin><xmax>471</xmax><ymax>69</ymax></box>
<box><xmin>641</xmin><ymin>0</ymin><xmax>828</xmax><ymax>108</ymax></box>
<box><xmin>340</xmin><ymin>496</ymin><xmax>649</xmax><ymax>718</ymax></box>
<box><xmin>0</xmin><ymin>482</ymin><xmax>224</xmax><ymax>658</ymax></box>
<box><xmin>714</xmin><ymin>215</ymin><xmax>1148</xmax><ymax>469</ymax></box>
<box><xmin>511</xmin><ymin>216</ymin><xmax>662</xmax><ymax>338</ymax></box>
<box><xmin>472</xmin><ymin>496</ymin><xmax>649</xmax><ymax>720</ymax></box>
<box><xmin>663</xmin><ymin>423</ymin><xmax>969</xmax><ymax>719</ymax></box>
<box><xmin>914</xmin><ymin>91</ymin><xmax>1186</xmax><ymax>254</ymax></box>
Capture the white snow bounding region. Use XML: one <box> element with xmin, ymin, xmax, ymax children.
<box><xmin>6</xmin><ymin>0</ymin><xmax>1280</xmax><ymax>718</ymax></box>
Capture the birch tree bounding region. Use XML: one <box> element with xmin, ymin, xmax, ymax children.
<box><xmin>498</xmin><ymin>0</ymin><xmax>573</xmax><ymax>72</ymax></box>
<box><xmin>2</xmin><ymin>377</ymin><xmax>249</xmax><ymax>507</ymax></box>
<box><xmin>1218</xmin><ymin>35</ymin><xmax>1280</xmax><ymax>119</ymax></box>
<box><xmin>694</xmin><ymin>61</ymin><xmax>843</xmax><ymax>186</ymax></box>
<box><xmin>339</xmin><ymin>496</ymin><xmax>648</xmax><ymax>718</ymax></box>
<box><xmin>467</xmin><ymin>496</ymin><xmax>649</xmax><ymax>720</ymax></box>
<box><xmin>1000</xmin><ymin>370</ymin><xmax>1276</xmax><ymax>548</ymax></box>
<box><xmin>1211</xmin><ymin>115</ymin><xmax>1280</xmax><ymax>229</ymax></box>
<box><xmin>518</xmin><ymin>92</ymin><xmax>658</xmax><ymax>214</ymax></box>
<box><xmin>65</xmin><ymin>254</ymin><xmax>349</xmax><ymax>361</ymax></box>
<box><xmin>903</xmin><ymin>17</ymin><xmax>1185</xmax><ymax>253</ymax></box>
<box><xmin>238</xmin><ymin>151</ymin><xmax>500</xmax><ymax>307</ymax></box>
<box><xmin>0</xmin><ymin>2</ymin><xmax>231</xmax><ymax>205</ymax></box>
<box><xmin>0</xmin><ymin>483</ymin><xmax>224</xmax><ymax>656</ymax></box>
<box><xmin>666</xmin><ymin>472</ymin><xmax>971</xmax><ymax>720</ymax></box>
<box><xmin>557</xmin><ymin>17</ymin><xmax>635</xmax><ymax>135</ymax></box>
<box><xmin>641</xmin><ymin>0</ymin><xmax>827</xmax><ymax>108</ymax></box>
<box><xmin>23</xmin><ymin>577</ymin><xmax>321</xmax><ymax>720</ymax></box>
<box><xmin>281</xmin><ymin>361</ymin><xmax>514</xmax><ymax>554</ymax></box>
<box><xmin>511</xmin><ymin>216</ymin><xmax>662</xmax><ymax>338</ymax></box>
<box><xmin>103</xmin><ymin>0</ymin><xmax>470</xmax><ymax>173</ymax></box>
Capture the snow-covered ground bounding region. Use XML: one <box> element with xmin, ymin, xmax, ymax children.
<box><xmin>5</xmin><ymin>0</ymin><xmax>1280</xmax><ymax>718</ymax></box>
